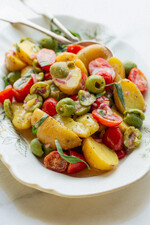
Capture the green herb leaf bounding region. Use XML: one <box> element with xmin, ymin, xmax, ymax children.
<box><xmin>68</xmin><ymin>30</ymin><xmax>82</xmax><ymax>41</ymax></box>
<box><xmin>99</xmin><ymin>109</ymin><xmax>104</xmax><ymax>117</ymax></box>
<box><xmin>114</xmin><ymin>83</ymin><xmax>126</xmax><ymax>109</ymax></box>
<box><xmin>23</xmin><ymin>73</ymin><xmax>32</xmax><ymax>78</ymax></box>
<box><xmin>16</xmin><ymin>43</ymin><xmax>20</xmax><ymax>52</ymax></box>
<box><xmin>32</xmin><ymin>114</ymin><xmax>49</xmax><ymax>134</ymax></box>
<box><xmin>40</xmin><ymin>61</ymin><xmax>50</xmax><ymax>67</ymax></box>
<box><xmin>55</xmin><ymin>140</ymin><xmax>90</xmax><ymax>169</ymax></box>
<box><xmin>105</xmin><ymin>82</ymin><xmax>125</xmax><ymax>109</ymax></box>
<box><xmin>2</xmin><ymin>76</ymin><xmax>9</xmax><ymax>88</ymax></box>
<box><xmin>96</xmin><ymin>91</ymin><xmax>106</xmax><ymax>98</ymax></box>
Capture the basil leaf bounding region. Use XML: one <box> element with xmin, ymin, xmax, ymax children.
<box><xmin>40</xmin><ymin>61</ymin><xmax>50</xmax><ymax>67</ymax></box>
<box><xmin>32</xmin><ymin>114</ymin><xmax>49</xmax><ymax>134</ymax></box>
<box><xmin>114</xmin><ymin>83</ymin><xmax>126</xmax><ymax>109</ymax></box>
<box><xmin>99</xmin><ymin>109</ymin><xmax>104</xmax><ymax>117</ymax></box>
<box><xmin>16</xmin><ymin>43</ymin><xmax>20</xmax><ymax>52</ymax></box>
<box><xmin>68</xmin><ymin>30</ymin><xmax>82</xmax><ymax>41</ymax></box>
<box><xmin>55</xmin><ymin>140</ymin><xmax>90</xmax><ymax>169</ymax></box>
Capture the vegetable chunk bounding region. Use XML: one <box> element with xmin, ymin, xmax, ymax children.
<box><xmin>5</xmin><ymin>50</ymin><xmax>26</xmax><ymax>71</ymax></box>
<box><xmin>31</xmin><ymin>109</ymin><xmax>81</xmax><ymax>150</ymax></box>
<box><xmin>82</xmin><ymin>137</ymin><xmax>119</xmax><ymax>171</ymax></box>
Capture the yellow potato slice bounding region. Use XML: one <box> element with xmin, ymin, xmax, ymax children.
<box><xmin>108</xmin><ymin>57</ymin><xmax>125</xmax><ymax>82</ymax></box>
<box><xmin>56</xmin><ymin>52</ymin><xmax>77</xmax><ymax>62</ymax></box>
<box><xmin>74</xmin><ymin>59</ymin><xmax>88</xmax><ymax>75</ymax></box>
<box><xmin>16</xmin><ymin>41</ymin><xmax>39</xmax><ymax>65</ymax></box>
<box><xmin>11</xmin><ymin>103</ymin><xmax>32</xmax><ymax>130</ymax></box>
<box><xmin>5</xmin><ymin>50</ymin><xmax>26</xmax><ymax>71</ymax></box>
<box><xmin>31</xmin><ymin>109</ymin><xmax>81</xmax><ymax>150</ymax></box>
<box><xmin>114</xmin><ymin>79</ymin><xmax>146</xmax><ymax>114</ymax></box>
<box><xmin>21</xmin><ymin>66</ymin><xmax>33</xmax><ymax>77</ymax></box>
<box><xmin>82</xmin><ymin>137</ymin><xmax>119</xmax><ymax>171</ymax></box>
<box><xmin>77</xmin><ymin>44</ymin><xmax>113</xmax><ymax>70</ymax></box>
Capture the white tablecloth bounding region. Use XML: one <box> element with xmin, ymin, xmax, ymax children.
<box><xmin>0</xmin><ymin>0</ymin><xmax>150</xmax><ymax>224</ymax></box>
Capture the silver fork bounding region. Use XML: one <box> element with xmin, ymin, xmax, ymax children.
<box><xmin>20</xmin><ymin>0</ymin><xmax>79</xmax><ymax>42</ymax></box>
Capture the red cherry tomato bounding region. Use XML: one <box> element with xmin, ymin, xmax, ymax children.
<box><xmin>0</xmin><ymin>87</ymin><xmax>13</xmax><ymax>104</ymax></box>
<box><xmin>128</xmin><ymin>68</ymin><xmax>148</xmax><ymax>93</ymax></box>
<box><xmin>92</xmin><ymin>96</ymin><xmax>110</xmax><ymax>111</ymax></box>
<box><xmin>89</xmin><ymin>58</ymin><xmax>115</xmax><ymax>80</ymax></box>
<box><xmin>12</xmin><ymin>89</ymin><xmax>25</xmax><ymax>102</ymax></box>
<box><xmin>67</xmin><ymin>150</ymin><xmax>87</xmax><ymax>174</ymax></box>
<box><xmin>116</xmin><ymin>149</ymin><xmax>127</xmax><ymax>160</ymax></box>
<box><xmin>103</xmin><ymin>127</ymin><xmax>123</xmax><ymax>151</ymax></box>
<box><xmin>44</xmin><ymin>151</ymin><xmax>68</xmax><ymax>173</ymax></box>
<box><xmin>92</xmin><ymin>103</ymin><xmax>122</xmax><ymax>127</ymax></box>
<box><xmin>69</xmin><ymin>94</ymin><xmax>78</xmax><ymax>101</ymax></box>
<box><xmin>37</xmin><ymin>48</ymin><xmax>56</xmax><ymax>71</ymax></box>
<box><xmin>96</xmin><ymin>70</ymin><xmax>113</xmax><ymax>89</ymax></box>
<box><xmin>67</xmin><ymin>44</ymin><xmax>84</xmax><ymax>54</ymax></box>
<box><xmin>80</xmin><ymin>73</ymin><xmax>88</xmax><ymax>90</ymax></box>
<box><xmin>44</xmin><ymin>72</ymin><xmax>52</xmax><ymax>80</ymax></box>
<box><xmin>13</xmin><ymin>76</ymin><xmax>33</xmax><ymax>100</ymax></box>
<box><xmin>42</xmin><ymin>98</ymin><xmax>58</xmax><ymax>116</ymax></box>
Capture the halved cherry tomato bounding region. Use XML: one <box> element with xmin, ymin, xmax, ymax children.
<box><xmin>67</xmin><ymin>44</ymin><xmax>84</xmax><ymax>54</ymax></box>
<box><xmin>42</xmin><ymin>98</ymin><xmax>58</xmax><ymax>116</ymax></box>
<box><xmin>103</xmin><ymin>127</ymin><xmax>123</xmax><ymax>151</ymax></box>
<box><xmin>69</xmin><ymin>94</ymin><xmax>78</xmax><ymax>101</ymax></box>
<box><xmin>37</xmin><ymin>48</ymin><xmax>56</xmax><ymax>71</ymax></box>
<box><xmin>44</xmin><ymin>72</ymin><xmax>52</xmax><ymax>80</ymax></box>
<box><xmin>116</xmin><ymin>149</ymin><xmax>127</xmax><ymax>160</ymax></box>
<box><xmin>128</xmin><ymin>68</ymin><xmax>148</xmax><ymax>93</ymax></box>
<box><xmin>12</xmin><ymin>89</ymin><xmax>25</xmax><ymax>102</ymax></box>
<box><xmin>44</xmin><ymin>151</ymin><xmax>68</xmax><ymax>173</ymax></box>
<box><xmin>80</xmin><ymin>73</ymin><xmax>88</xmax><ymax>90</ymax></box>
<box><xmin>0</xmin><ymin>86</ymin><xmax>13</xmax><ymax>104</ymax></box>
<box><xmin>13</xmin><ymin>76</ymin><xmax>33</xmax><ymax>99</ymax></box>
<box><xmin>96</xmin><ymin>70</ymin><xmax>113</xmax><ymax>89</ymax></box>
<box><xmin>92</xmin><ymin>96</ymin><xmax>110</xmax><ymax>111</ymax></box>
<box><xmin>92</xmin><ymin>103</ymin><xmax>122</xmax><ymax>127</ymax></box>
<box><xmin>89</xmin><ymin>58</ymin><xmax>115</xmax><ymax>80</ymax></box>
<box><xmin>67</xmin><ymin>150</ymin><xmax>87</xmax><ymax>174</ymax></box>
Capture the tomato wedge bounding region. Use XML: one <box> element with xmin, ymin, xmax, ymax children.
<box><xmin>37</xmin><ymin>48</ymin><xmax>56</xmax><ymax>71</ymax></box>
<box><xmin>89</xmin><ymin>58</ymin><xmax>115</xmax><ymax>80</ymax></box>
<box><xmin>44</xmin><ymin>151</ymin><xmax>68</xmax><ymax>173</ymax></box>
<box><xmin>128</xmin><ymin>68</ymin><xmax>148</xmax><ymax>93</ymax></box>
<box><xmin>67</xmin><ymin>44</ymin><xmax>84</xmax><ymax>54</ymax></box>
<box><xmin>92</xmin><ymin>103</ymin><xmax>122</xmax><ymax>127</ymax></box>
<box><xmin>0</xmin><ymin>86</ymin><xmax>13</xmax><ymax>104</ymax></box>
<box><xmin>80</xmin><ymin>73</ymin><xmax>88</xmax><ymax>90</ymax></box>
<box><xmin>92</xmin><ymin>96</ymin><xmax>110</xmax><ymax>111</ymax></box>
<box><xmin>67</xmin><ymin>151</ymin><xmax>87</xmax><ymax>174</ymax></box>
<box><xmin>42</xmin><ymin>98</ymin><xmax>58</xmax><ymax>116</ymax></box>
<box><xmin>13</xmin><ymin>76</ymin><xmax>33</xmax><ymax>100</ymax></box>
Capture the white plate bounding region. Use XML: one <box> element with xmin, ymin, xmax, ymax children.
<box><xmin>0</xmin><ymin>15</ymin><xmax>150</xmax><ymax>198</ymax></box>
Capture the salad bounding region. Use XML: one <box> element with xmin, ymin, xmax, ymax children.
<box><xmin>0</xmin><ymin>33</ymin><xmax>148</xmax><ymax>175</ymax></box>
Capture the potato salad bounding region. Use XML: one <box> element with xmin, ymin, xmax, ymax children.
<box><xmin>0</xmin><ymin>33</ymin><xmax>148</xmax><ymax>175</ymax></box>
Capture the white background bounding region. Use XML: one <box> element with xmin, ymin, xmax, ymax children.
<box><xmin>0</xmin><ymin>0</ymin><xmax>150</xmax><ymax>224</ymax></box>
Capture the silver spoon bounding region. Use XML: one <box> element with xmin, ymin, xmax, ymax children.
<box><xmin>20</xmin><ymin>0</ymin><xmax>79</xmax><ymax>43</ymax></box>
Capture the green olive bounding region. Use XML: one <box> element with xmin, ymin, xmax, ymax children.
<box><xmin>74</xmin><ymin>101</ymin><xmax>90</xmax><ymax>116</ymax></box>
<box><xmin>50</xmin><ymin>62</ymin><xmax>69</xmax><ymax>79</ymax></box>
<box><xmin>39</xmin><ymin>36</ymin><xmax>58</xmax><ymax>51</ymax></box>
<box><xmin>123</xmin><ymin>61</ymin><xmax>137</xmax><ymax>77</ymax></box>
<box><xmin>124</xmin><ymin>126</ymin><xmax>142</xmax><ymax>150</ymax></box>
<box><xmin>50</xmin><ymin>83</ymin><xmax>66</xmax><ymax>101</ymax></box>
<box><xmin>30</xmin><ymin>82</ymin><xmax>50</xmax><ymax>98</ymax></box>
<box><xmin>56</xmin><ymin>98</ymin><xmax>75</xmax><ymax>117</ymax></box>
<box><xmin>23</xmin><ymin>94</ymin><xmax>43</xmax><ymax>112</ymax></box>
<box><xmin>42</xmin><ymin>144</ymin><xmax>55</xmax><ymax>155</ymax></box>
<box><xmin>7</xmin><ymin>71</ymin><xmax>21</xmax><ymax>85</ymax></box>
<box><xmin>78</xmin><ymin>90</ymin><xmax>96</xmax><ymax>107</ymax></box>
<box><xmin>124</xmin><ymin>109</ymin><xmax>145</xmax><ymax>128</ymax></box>
<box><xmin>4</xmin><ymin>99</ymin><xmax>13</xmax><ymax>120</ymax></box>
<box><xmin>33</xmin><ymin>59</ymin><xmax>42</xmax><ymax>73</ymax></box>
<box><xmin>36</xmin><ymin>72</ymin><xmax>44</xmax><ymax>81</ymax></box>
<box><xmin>86</xmin><ymin>75</ymin><xmax>105</xmax><ymax>94</ymax></box>
<box><xmin>30</xmin><ymin>138</ymin><xmax>44</xmax><ymax>157</ymax></box>
<box><xmin>20</xmin><ymin>37</ymin><xmax>35</xmax><ymax>43</ymax></box>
